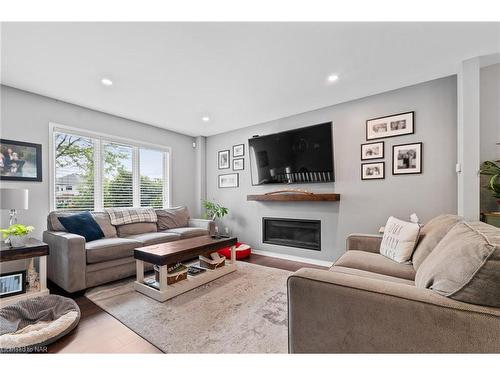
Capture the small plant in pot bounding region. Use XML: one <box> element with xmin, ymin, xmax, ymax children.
<box><xmin>202</xmin><ymin>200</ymin><xmax>229</xmax><ymax>235</ymax></box>
<box><xmin>1</xmin><ymin>224</ymin><xmax>34</xmax><ymax>247</ymax></box>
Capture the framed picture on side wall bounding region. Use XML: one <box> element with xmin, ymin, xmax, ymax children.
<box><xmin>361</xmin><ymin>162</ymin><xmax>385</xmax><ymax>180</ymax></box>
<box><xmin>233</xmin><ymin>144</ymin><xmax>245</xmax><ymax>157</ymax></box>
<box><xmin>392</xmin><ymin>142</ymin><xmax>423</xmax><ymax>175</ymax></box>
<box><xmin>218</xmin><ymin>173</ymin><xmax>239</xmax><ymax>188</ymax></box>
<box><xmin>218</xmin><ymin>150</ymin><xmax>230</xmax><ymax>169</ymax></box>
<box><xmin>0</xmin><ymin>139</ymin><xmax>42</xmax><ymax>181</ymax></box>
<box><xmin>233</xmin><ymin>158</ymin><xmax>244</xmax><ymax>171</ymax></box>
<box><xmin>361</xmin><ymin>141</ymin><xmax>384</xmax><ymax>160</ymax></box>
<box><xmin>366</xmin><ymin>111</ymin><xmax>414</xmax><ymax>140</ymax></box>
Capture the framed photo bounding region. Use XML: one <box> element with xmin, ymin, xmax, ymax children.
<box><xmin>0</xmin><ymin>270</ymin><xmax>26</xmax><ymax>298</ymax></box>
<box><xmin>366</xmin><ymin>111</ymin><xmax>414</xmax><ymax>140</ymax></box>
<box><xmin>361</xmin><ymin>141</ymin><xmax>384</xmax><ymax>160</ymax></box>
<box><xmin>361</xmin><ymin>162</ymin><xmax>385</xmax><ymax>180</ymax></box>
<box><xmin>233</xmin><ymin>158</ymin><xmax>244</xmax><ymax>171</ymax></box>
<box><xmin>218</xmin><ymin>173</ymin><xmax>239</xmax><ymax>188</ymax></box>
<box><xmin>233</xmin><ymin>144</ymin><xmax>245</xmax><ymax>157</ymax></box>
<box><xmin>218</xmin><ymin>150</ymin><xmax>230</xmax><ymax>169</ymax></box>
<box><xmin>0</xmin><ymin>139</ymin><xmax>42</xmax><ymax>181</ymax></box>
<box><xmin>393</xmin><ymin>142</ymin><xmax>423</xmax><ymax>175</ymax></box>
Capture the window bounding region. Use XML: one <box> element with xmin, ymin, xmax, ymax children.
<box><xmin>52</xmin><ymin>126</ymin><xmax>170</xmax><ymax>211</ymax></box>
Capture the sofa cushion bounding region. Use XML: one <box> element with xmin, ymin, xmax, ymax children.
<box><xmin>86</xmin><ymin>238</ymin><xmax>142</xmax><ymax>264</ymax></box>
<box><xmin>411</xmin><ymin>214</ymin><xmax>462</xmax><ymax>270</ymax></box>
<box><xmin>335</xmin><ymin>250</ymin><xmax>416</xmax><ymax>280</ymax></box>
<box><xmin>58</xmin><ymin>212</ymin><xmax>104</xmax><ymax>243</ymax></box>
<box><xmin>124</xmin><ymin>232</ymin><xmax>181</xmax><ymax>246</ymax></box>
<box><xmin>116</xmin><ymin>222</ymin><xmax>157</xmax><ymax>237</ymax></box>
<box><xmin>331</xmin><ymin>265</ymin><xmax>415</xmax><ymax>286</ymax></box>
<box><xmin>47</xmin><ymin>210</ymin><xmax>117</xmax><ymax>238</ymax></box>
<box><xmin>163</xmin><ymin>227</ymin><xmax>209</xmax><ymax>239</ymax></box>
<box><xmin>415</xmin><ymin>221</ymin><xmax>500</xmax><ymax>307</ymax></box>
<box><xmin>156</xmin><ymin>206</ymin><xmax>190</xmax><ymax>230</ymax></box>
<box><xmin>379</xmin><ymin>216</ymin><xmax>421</xmax><ymax>263</ymax></box>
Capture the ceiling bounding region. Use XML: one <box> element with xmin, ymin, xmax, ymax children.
<box><xmin>1</xmin><ymin>22</ymin><xmax>499</xmax><ymax>137</ymax></box>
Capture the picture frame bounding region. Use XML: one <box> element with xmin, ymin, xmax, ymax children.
<box><xmin>0</xmin><ymin>139</ymin><xmax>42</xmax><ymax>182</ymax></box>
<box><xmin>392</xmin><ymin>142</ymin><xmax>423</xmax><ymax>175</ymax></box>
<box><xmin>361</xmin><ymin>141</ymin><xmax>384</xmax><ymax>160</ymax></box>
<box><xmin>218</xmin><ymin>173</ymin><xmax>239</xmax><ymax>188</ymax></box>
<box><xmin>233</xmin><ymin>144</ymin><xmax>245</xmax><ymax>157</ymax></box>
<box><xmin>0</xmin><ymin>270</ymin><xmax>27</xmax><ymax>299</ymax></box>
<box><xmin>218</xmin><ymin>150</ymin><xmax>230</xmax><ymax>169</ymax></box>
<box><xmin>366</xmin><ymin>111</ymin><xmax>414</xmax><ymax>140</ymax></box>
<box><xmin>233</xmin><ymin>158</ymin><xmax>244</xmax><ymax>171</ymax></box>
<box><xmin>361</xmin><ymin>162</ymin><xmax>385</xmax><ymax>180</ymax></box>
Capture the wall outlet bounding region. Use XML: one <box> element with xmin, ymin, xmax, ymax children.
<box><xmin>455</xmin><ymin>163</ymin><xmax>462</xmax><ymax>173</ymax></box>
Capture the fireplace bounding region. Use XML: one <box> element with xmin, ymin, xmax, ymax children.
<box><xmin>262</xmin><ymin>217</ymin><xmax>321</xmax><ymax>251</ymax></box>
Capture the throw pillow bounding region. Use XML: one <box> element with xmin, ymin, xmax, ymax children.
<box><xmin>156</xmin><ymin>206</ymin><xmax>190</xmax><ymax>230</ymax></box>
<box><xmin>411</xmin><ymin>214</ymin><xmax>462</xmax><ymax>270</ymax></box>
<box><xmin>415</xmin><ymin>221</ymin><xmax>500</xmax><ymax>307</ymax></box>
<box><xmin>58</xmin><ymin>211</ymin><xmax>105</xmax><ymax>242</ymax></box>
<box><xmin>379</xmin><ymin>216</ymin><xmax>421</xmax><ymax>263</ymax></box>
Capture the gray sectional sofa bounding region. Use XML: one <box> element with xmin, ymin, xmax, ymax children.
<box><xmin>43</xmin><ymin>206</ymin><xmax>214</xmax><ymax>293</ymax></box>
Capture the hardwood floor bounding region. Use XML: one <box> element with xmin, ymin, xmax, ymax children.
<box><xmin>47</xmin><ymin>254</ymin><xmax>327</xmax><ymax>353</ymax></box>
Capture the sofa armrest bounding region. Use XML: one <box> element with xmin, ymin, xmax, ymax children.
<box><xmin>188</xmin><ymin>219</ymin><xmax>215</xmax><ymax>235</ymax></box>
<box><xmin>288</xmin><ymin>268</ymin><xmax>500</xmax><ymax>353</ymax></box>
<box><xmin>43</xmin><ymin>231</ymin><xmax>87</xmax><ymax>293</ymax></box>
<box><xmin>346</xmin><ymin>233</ymin><xmax>382</xmax><ymax>253</ymax></box>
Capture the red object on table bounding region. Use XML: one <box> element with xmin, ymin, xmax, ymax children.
<box><xmin>218</xmin><ymin>242</ymin><xmax>251</xmax><ymax>260</ymax></box>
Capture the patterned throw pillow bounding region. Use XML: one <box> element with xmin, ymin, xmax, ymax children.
<box><xmin>379</xmin><ymin>216</ymin><xmax>421</xmax><ymax>263</ymax></box>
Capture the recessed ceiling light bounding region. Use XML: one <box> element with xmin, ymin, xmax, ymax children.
<box><xmin>101</xmin><ymin>78</ymin><xmax>113</xmax><ymax>86</ymax></box>
<box><xmin>202</xmin><ymin>116</ymin><xmax>210</xmax><ymax>122</ymax></box>
<box><xmin>327</xmin><ymin>74</ymin><xmax>339</xmax><ymax>83</ymax></box>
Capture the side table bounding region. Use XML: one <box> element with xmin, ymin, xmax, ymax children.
<box><xmin>0</xmin><ymin>238</ymin><xmax>50</xmax><ymax>308</ymax></box>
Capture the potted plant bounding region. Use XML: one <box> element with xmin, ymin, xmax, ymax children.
<box><xmin>480</xmin><ymin>160</ymin><xmax>500</xmax><ymax>227</ymax></box>
<box><xmin>1</xmin><ymin>224</ymin><xmax>34</xmax><ymax>247</ymax></box>
<box><xmin>202</xmin><ymin>200</ymin><xmax>229</xmax><ymax>221</ymax></box>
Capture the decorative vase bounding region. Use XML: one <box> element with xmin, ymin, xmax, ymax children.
<box><xmin>9</xmin><ymin>235</ymin><xmax>28</xmax><ymax>247</ymax></box>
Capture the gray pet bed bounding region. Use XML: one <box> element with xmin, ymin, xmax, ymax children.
<box><xmin>0</xmin><ymin>295</ymin><xmax>80</xmax><ymax>353</ymax></box>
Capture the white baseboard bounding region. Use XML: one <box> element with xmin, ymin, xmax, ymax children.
<box><xmin>251</xmin><ymin>249</ymin><xmax>333</xmax><ymax>268</ymax></box>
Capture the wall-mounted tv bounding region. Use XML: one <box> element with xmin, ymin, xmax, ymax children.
<box><xmin>248</xmin><ymin>122</ymin><xmax>334</xmax><ymax>185</ymax></box>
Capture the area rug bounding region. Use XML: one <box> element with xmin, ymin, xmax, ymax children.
<box><xmin>85</xmin><ymin>262</ymin><xmax>291</xmax><ymax>353</ymax></box>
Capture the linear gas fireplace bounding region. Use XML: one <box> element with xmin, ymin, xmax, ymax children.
<box><xmin>262</xmin><ymin>217</ymin><xmax>321</xmax><ymax>251</ymax></box>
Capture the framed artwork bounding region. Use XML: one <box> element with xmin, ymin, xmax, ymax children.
<box><xmin>0</xmin><ymin>139</ymin><xmax>42</xmax><ymax>181</ymax></box>
<box><xmin>361</xmin><ymin>141</ymin><xmax>384</xmax><ymax>160</ymax></box>
<box><xmin>366</xmin><ymin>111</ymin><xmax>414</xmax><ymax>140</ymax></box>
<box><xmin>218</xmin><ymin>150</ymin><xmax>230</xmax><ymax>169</ymax></box>
<box><xmin>233</xmin><ymin>158</ymin><xmax>244</xmax><ymax>171</ymax></box>
<box><xmin>233</xmin><ymin>144</ymin><xmax>245</xmax><ymax>157</ymax></box>
<box><xmin>0</xmin><ymin>270</ymin><xmax>26</xmax><ymax>298</ymax></box>
<box><xmin>218</xmin><ymin>173</ymin><xmax>239</xmax><ymax>188</ymax></box>
<box><xmin>361</xmin><ymin>162</ymin><xmax>385</xmax><ymax>180</ymax></box>
<box><xmin>393</xmin><ymin>142</ymin><xmax>423</xmax><ymax>175</ymax></box>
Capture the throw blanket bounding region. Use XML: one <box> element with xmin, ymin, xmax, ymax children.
<box><xmin>0</xmin><ymin>295</ymin><xmax>79</xmax><ymax>335</ymax></box>
<box><xmin>105</xmin><ymin>207</ymin><xmax>157</xmax><ymax>226</ymax></box>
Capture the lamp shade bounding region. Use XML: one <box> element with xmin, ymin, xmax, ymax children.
<box><xmin>0</xmin><ymin>188</ymin><xmax>29</xmax><ymax>210</ymax></box>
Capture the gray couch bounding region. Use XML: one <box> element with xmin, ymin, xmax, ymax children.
<box><xmin>43</xmin><ymin>207</ymin><xmax>214</xmax><ymax>293</ymax></box>
<box><xmin>288</xmin><ymin>215</ymin><xmax>500</xmax><ymax>353</ymax></box>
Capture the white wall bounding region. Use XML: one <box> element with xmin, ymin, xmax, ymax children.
<box><xmin>480</xmin><ymin>63</ymin><xmax>500</xmax><ymax>212</ymax></box>
<box><xmin>206</xmin><ymin>76</ymin><xmax>458</xmax><ymax>262</ymax></box>
<box><xmin>0</xmin><ymin>85</ymin><xmax>197</xmax><ymax>238</ymax></box>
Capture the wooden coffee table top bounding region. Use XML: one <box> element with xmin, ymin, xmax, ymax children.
<box><xmin>134</xmin><ymin>235</ymin><xmax>237</xmax><ymax>266</ymax></box>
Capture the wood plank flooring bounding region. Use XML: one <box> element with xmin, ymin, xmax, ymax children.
<box><xmin>47</xmin><ymin>253</ymin><xmax>327</xmax><ymax>353</ymax></box>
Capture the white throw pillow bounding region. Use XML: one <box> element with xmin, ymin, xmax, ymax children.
<box><xmin>379</xmin><ymin>216</ymin><xmax>421</xmax><ymax>263</ymax></box>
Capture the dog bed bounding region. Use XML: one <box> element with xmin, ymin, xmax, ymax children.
<box><xmin>0</xmin><ymin>295</ymin><xmax>80</xmax><ymax>352</ymax></box>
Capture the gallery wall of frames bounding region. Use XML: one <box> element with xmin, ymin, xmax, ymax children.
<box><xmin>217</xmin><ymin>143</ymin><xmax>245</xmax><ymax>188</ymax></box>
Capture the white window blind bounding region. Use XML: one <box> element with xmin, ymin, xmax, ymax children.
<box><xmin>103</xmin><ymin>142</ymin><xmax>134</xmax><ymax>208</ymax></box>
<box><xmin>52</xmin><ymin>128</ymin><xmax>169</xmax><ymax>211</ymax></box>
<box><xmin>140</xmin><ymin>148</ymin><xmax>164</xmax><ymax>209</ymax></box>
<box><xmin>54</xmin><ymin>132</ymin><xmax>95</xmax><ymax>211</ymax></box>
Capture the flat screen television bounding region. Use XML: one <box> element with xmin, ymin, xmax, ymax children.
<box><xmin>248</xmin><ymin>122</ymin><xmax>334</xmax><ymax>185</ymax></box>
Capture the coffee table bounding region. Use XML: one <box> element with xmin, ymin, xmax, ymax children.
<box><xmin>134</xmin><ymin>235</ymin><xmax>237</xmax><ymax>302</ymax></box>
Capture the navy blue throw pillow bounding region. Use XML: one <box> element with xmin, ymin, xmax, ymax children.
<box><xmin>58</xmin><ymin>212</ymin><xmax>104</xmax><ymax>242</ymax></box>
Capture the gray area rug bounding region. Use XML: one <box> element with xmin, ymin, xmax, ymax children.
<box><xmin>85</xmin><ymin>261</ymin><xmax>291</xmax><ymax>353</ymax></box>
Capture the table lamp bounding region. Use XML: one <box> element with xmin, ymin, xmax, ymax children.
<box><xmin>0</xmin><ymin>188</ymin><xmax>29</xmax><ymax>226</ymax></box>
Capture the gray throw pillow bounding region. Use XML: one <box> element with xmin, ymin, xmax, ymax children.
<box><xmin>415</xmin><ymin>221</ymin><xmax>500</xmax><ymax>307</ymax></box>
<box><xmin>156</xmin><ymin>206</ymin><xmax>190</xmax><ymax>230</ymax></box>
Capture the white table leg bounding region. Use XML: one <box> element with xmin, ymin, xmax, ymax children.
<box><xmin>159</xmin><ymin>265</ymin><xmax>168</xmax><ymax>292</ymax></box>
<box><xmin>39</xmin><ymin>256</ymin><xmax>47</xmax><ymax>291</ymax></box>
<box><xmin>230</xmin><ymin>245</ymin><xmax>236</xmax><ymax>264</ymax></box>
<box><xmin>136</xmin><ymin>260</ymin><xmax>144</xmax><ymax>283</ymax></box>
